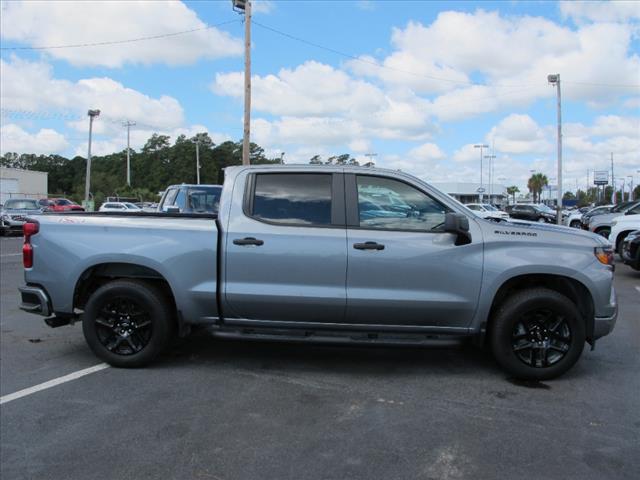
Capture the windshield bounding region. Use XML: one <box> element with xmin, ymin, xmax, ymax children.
<box><xmin>483</xmin><ymin>204</ymin><xmax>498</xmax><ymax>211</ymax></box>
<box><xmin>611</xmin><ymin>202</ymin><xmax>633</xmax><ymax>213</ymax></box>
<box><xmin>55</xmin><ymin>199</ymin><xmax>73</xmax><ymax>206</ymax></box>
<box><xmin>537</xmin><ymin>204</ymin><xmax>555</xmax><ymax>213</ymax></box>
<box><xmin>3</xmin><ymin>199</ymin><xmax>40</xmax><ymax>210</ymax></box>
<box><xmin>124</xmin><ymin>203</ymin><xmax>139</xmax><ymax>209</ymax></box>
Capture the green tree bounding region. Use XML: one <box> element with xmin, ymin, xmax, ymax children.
<box><xmin>506</xmin><ymin>186</ymin><xmax>519</xmax><ymax>204</ymax></box>
<box><xmin>527</xmin><ymin>173</ymin><xmax>548</xmax><ymax>203</ymax></box>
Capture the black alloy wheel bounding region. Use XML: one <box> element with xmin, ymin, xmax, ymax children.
<box><xmin>94</xmin><ymin>297</ymin><xmax>153</xmax><ymax>355</ymax></box>
<box><xmin>490</xmin><ymin>288</ymin><xmax>585</xmax><ymax>380</ymax></box>
<box><xmin>511</xmin><ymin>309</ymin><xmax>571</xmax><ymax>368</ymax></box>
<box><xmin>83</xmin><ymin>280</ymin><xmax>173</xmax><ymax>367</ymax></box>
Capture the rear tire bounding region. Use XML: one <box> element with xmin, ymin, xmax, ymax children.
<box><xmin>570</xmin><ymin>220</ymin><xmax>581</xmax><ymax>228</ymax></box>
<box><xmin>490</xmin><ymin>288</ymin><xmax>585</xmax><ymax>380</ymax></box>
<box><xmin>82</xmin><ymin>280</ymin><xmax>174</xmax><ymax>367</ymax></box>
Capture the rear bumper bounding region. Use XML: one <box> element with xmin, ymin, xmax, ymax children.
<box><xmin>18</xmin><ymin>285</ymin><xmax>52</xmax><ymax>317</ymax></box>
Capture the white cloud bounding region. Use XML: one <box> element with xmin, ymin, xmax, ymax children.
<box><xmin>1</xmin><ymin>57</ymin><xmax>185</xmax><ymax>132</ymax></box>
<box><xmin>487</xmin><ymin>114</ymin><xmax>552</xmax><ymax>154</ymax></box>
<box><xmin>408</xmin><ymin>143</ymin><xmax>445</xmax><ymax>161</ymax></box>
<box><xmin>252</xmin><ymin>0</ymin><xmax>275</xmax><ymax>14</ymax></box>
<box><xmin>0</xmin><ymin>124</ymin><xmax>68</xmax><ymax>155</ymax></box>
<box><xmin>0</xmin><ymin>0</ymin><xmax>242</xmax><ymax>68</ymax></box>
<box><xmin>559</xmin><ymin>1</ymin><xmax>640</xmax><ymax>24</ymax></box>
<box><xmin>346</xmin><ymin>10</ymin><xmax>640</xmax><ymax>120</ymax></box>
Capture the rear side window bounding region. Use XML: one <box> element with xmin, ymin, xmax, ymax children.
<box><xmin>252</xmin><ymin>173</ymin><xmax>332</xmax><ymax>226</ymax></box>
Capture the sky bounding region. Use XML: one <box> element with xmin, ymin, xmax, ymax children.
<box><xmin>1</xmin><ymin>0</ymin><xmax>639</xmax><ymax>194</ymax></box>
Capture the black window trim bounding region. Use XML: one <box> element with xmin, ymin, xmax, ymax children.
<box><xmin>345</xmin><ymin>173</ymin><xmax>452</xmax><ymax>233</ymax></box>
<box><xmin>243</xmin><ymin>172</ymin><xmax>346</xmax><ymax>229</ymax></box>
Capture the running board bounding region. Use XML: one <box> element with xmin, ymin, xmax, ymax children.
<box><xmin>205</xmin><ymin>326</ymin><xmax>470</xmax><ymax>348</ymax></box>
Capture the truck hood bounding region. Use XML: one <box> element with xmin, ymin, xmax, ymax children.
<box><xmin>487</xmin><ymin>218</ymin><xmax>609</xmax><ymax>246</ymax></box>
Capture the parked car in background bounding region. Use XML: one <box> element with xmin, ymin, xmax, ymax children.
<box><xmin>135</xmin><ymin>202</ymin><xmax>158</xmax><ymax>212</ymax></box>
<box><xmin>98</xmin><ymin>202</ymin><xmax>142</xmax><ymax>212</ymax></box>
<box><xmin>1</xmin><ymin>199</ymin><xmax>43</xmax><ymax>236</ymax></box>
<box><xmin>589</xmin><ymin>201</ymin><xmax>640</xmax><ymax>238</ymax></box>
<box><xmin>465</xmin><ymin>203</ymin><xmax>509</xmax><ymax>221</ymax></box>
<box><xmin>158</xmin><ymin>184</ymin><xmax>222</xmax><ymax>213</ymax></box>
<box><xmin>621</xmin><ymin>230</ymin><xmax>640</xmax><ymax>270</ymax></box>
<box><xmin>508</xmin><ymin>204</ymin><xmax>556</xmax><ymax>223</ymax></box>
<box><xmin>39</xmin><ymin>198</ymin><xmax>85</xmax><ymax>212</ymax></box>
<box><xmin>580</xmin><ymin>205</ymin><xmax>613</xmax><ymax>229</ymax></box>
<box><xmin>609</xmin><ymin>209</ymin><xmax>640</xmax><ymax>256</ymax></box>
<box><xmin>564</xmin><ymin>207</ymin><xmax>590</xmax><ymax>228</ymax></box>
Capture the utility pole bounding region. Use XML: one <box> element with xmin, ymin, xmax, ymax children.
<box><xmin>85</xmin><ymin>109</ymin><xmax>100</xmax><ymax>209</ymax></box>
<box><xmin>123</xmin><ymin>120</ymin><xmax>136</xmax><ymax>186</ymax></box>
<box><xmin>548</xmin><ymin>74</ymin><xmax>562</xmax><ymax>224</ymax></box>
<box><xmin>232</xmin><ymin>0</ymin><xmax>252</xmax><ymax>165</ymax></box>
<box><xmin>484</xmin><ymin>154</ymin><xmax>496</xmax><ymax>204</ymax></box>
<box><xmin>474</xmin><ymin>144</ymin><xmax>489</xmax><ymax>202</ymax></box>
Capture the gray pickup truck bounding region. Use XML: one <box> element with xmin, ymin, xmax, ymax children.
<box><xmin>18</xmin><ymin>165</ymin><xmax>617</xmax><ymax>379</ymax></box>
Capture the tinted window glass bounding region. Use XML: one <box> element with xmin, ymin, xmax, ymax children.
<box><xmin>357</xmin><ymin>176</ymin><xmax>449</xmax><ymax>231</ymax></box>
<box><xmin>253</xmin><ymin>174</ymin><xmax>332</xmax><ymax>226</ymax></box>
<box><xmin>188</xmin><ymin>186</ymin><xmax>221</xmax><ymax>213</ymax></box>
<box><xmin>467</xmin><ymin>205</ymin><xmax>481</xmax><ymax>211</ymax></box>
<box><xmin>174</xmin><ymin>189</ymin><xmax>187</xmax><ymax>211</ymax></box>
<box><xmin>4</xmin><ymin>199</ymin><xmax>39</xmax><ymax>210</ymax></box>
<box><xmin>163</xmin><ymin>188</ymin><xmax>178</xmax><ymax>208</ymax></box>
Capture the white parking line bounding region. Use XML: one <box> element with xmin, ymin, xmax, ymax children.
<box><xmin>0</xmin><ymin>363</ymin><xmax>110</xmax><ymax>405</ymax></box>
<box><xmin>0</xmin><ymin>253</ymin><xmax>22</xmax><ymax>258</ymax></box>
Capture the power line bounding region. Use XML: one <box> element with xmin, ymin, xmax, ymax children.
<box><xmin>252</xmin><ymin>21</ymin><xmax>640</xmax><ymax>90</ymax></box>
<box><xmin>252</xmin><ymin>20</ymin><xmax>536</xmax><ymax>88</ymax></box>
<box><xmin>0</xmin><ymin>19</ymin><xmax>240</xmax><ymax>50</ymax></box>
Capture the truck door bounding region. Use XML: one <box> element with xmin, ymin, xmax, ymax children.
<box><xmin>223</xmin><ymin>171</ymin><xmax>347</xmax><ymax>323</ymax></box>
<box><xmin>345</xmin><ymin>174</ymin><xmax>483</xmax><ymax>328</ymax></box>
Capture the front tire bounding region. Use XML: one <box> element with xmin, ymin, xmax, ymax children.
<box><xmin>82</xmin><ymin>280</ymin><xmax>174</xmax><ymax>367</ymax></box>
<box><xmin>490</xmin><ymin>288</ymin><xmax>585</xmax><ymax>380</ymax></box>
<box><xmin>570</xmin><ymin>220</ymin><xmax>581</xmax><ymax>228</ymax></box>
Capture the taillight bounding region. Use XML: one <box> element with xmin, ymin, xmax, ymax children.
<box><xmin>594</xmin><ymin>246</ymin><xmax>614</xmax><ymax>266</ymax></box>
<box><xmin>23</xmin><ymin>221</ymin><xmax>39</xmax><ymax>269</ymax></box>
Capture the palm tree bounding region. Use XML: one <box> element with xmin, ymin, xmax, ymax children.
<box><xmin>506</xmin><ymin>186</ymin><xmax>520</xmax><ymax>204</ymax></box>
<box><xmin>527</xmin><ymin>173</ymin><xmax>548</xmax><ymax>203</ymax></box>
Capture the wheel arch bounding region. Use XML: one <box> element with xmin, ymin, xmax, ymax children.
<box><xmin>485</xmin><ymin>273</ymin><xmax>595</xmax><ymax>343</ymax></box>
<box><xmin>73</xmin><ymin>262</ymin><xmax>183</xmax><ymax>334</ymax></box>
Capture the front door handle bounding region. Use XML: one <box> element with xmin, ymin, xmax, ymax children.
<box><xmin>233</xmin><ymin>237</ymin><xmax>264</xmax><ymax>246</ymax></box>
<box><xmin>353</xmin><ymin>241</ymin><xmax>384</xmax><ymax>251</ymax></box>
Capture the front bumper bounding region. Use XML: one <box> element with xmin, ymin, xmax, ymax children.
<box><xmin>18</xmin><ymin>285</ymin><xmax>52</xmax><ymax>317</ymax></box>
<box><xmin>592</xmin><ymin>286</ymin><xmax>618</xmax><ymax>340</ymax></box>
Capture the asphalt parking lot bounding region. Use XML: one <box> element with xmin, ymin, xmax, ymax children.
<box><xmin>1</xmin><ymin>235</ymin><xmax>639</xmax><ymax>480</ymax></box>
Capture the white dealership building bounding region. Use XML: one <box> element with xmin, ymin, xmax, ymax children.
<box><xmin>0</xmin><ymin>167</ymin><xmax>48</xmax><ymax>204</ymax></box>
<box><xmin>430</xmin><ymin>182</ymin><xmax>508</xmax><ymax>205</ymax></box>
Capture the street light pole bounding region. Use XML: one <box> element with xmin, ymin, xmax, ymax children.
<box><xmin>195</xmin><ymin>140</ymin><xmax>201</xmax><ymax>184</ymax></box>
<box><xmin>123</xmin><ymin>120</ymin><xmax>135</xmax><ymax>186</ymax></box>
<box><xmin>548</xmin><ymin>73</ymin><xmax>562</xmax><ymax>224</ymax></box>
<box><xmin>85</xmin><ymin>109</ymin><xmax>100</xmax><ymax>208</ymax></box>
<box><xmin>484</xmin><ymin>154</ymin><xmax>496</xmax><ymax>204</ymax></box>
<box><xmin>474</xmin><ymin>144</ymin><xmax>489</xmax><ymax>202</ymax></box>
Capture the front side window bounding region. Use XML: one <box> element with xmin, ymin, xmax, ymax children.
<box><xmin>252</xmin><ymin>173</ymin><xmax>332</xmax><ymax>226</ymax></box>
<box><xmin>356</xmin><ymin>176</ymin><xmax>449</xmax><ymax>231</ymax></box>
<box><xmin>174</xmin><ymin>189</ymin><xmax>187</xmax><ymax>211</ymax></box>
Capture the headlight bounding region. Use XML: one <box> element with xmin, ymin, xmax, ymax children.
<box><xmin>0</xmin><ymin>214</ymin><xmax>8</xmax><ymax>221</ymax></box>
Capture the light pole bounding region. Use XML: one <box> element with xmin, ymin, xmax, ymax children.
<box><xmin>484</xmin><ymin>154</ymin><xmax>496</xmax><ymax>204</ymax></box>
<box><xmin>233</xmin><ymin>0</ymin><xmax>252</xmax><ymax>165</ymax></box>
<box><xmin>123</xmin><ymin>120</ymin><xmax>135</xmax><ymax>186</ymax></box>
<box><xmin>474</xmin><ymin>144</ymin><xmax>489</xmax><ymax>202</ymax></box>
<box><xmin>85</xmin><ymin>109</ymin><xmax>100</xmax><ymax>208</ymax></box>
<box><xmin>195</xmin><ymin>140</ymin><xmax>201</xmax><ymax>184</ymax></box>
<box><xmin>548</xmin><ymin>73</ymin><xmax>562</xmax><ymax>224</ymax></box>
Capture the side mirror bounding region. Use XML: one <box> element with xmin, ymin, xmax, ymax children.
<box><xmin>444</xmin><ymin>212</ymin><xmax>472</xmax><ymax>246</ymax></box>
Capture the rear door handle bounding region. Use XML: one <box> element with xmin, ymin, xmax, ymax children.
<box><xmin>233</xmin><ymin>237</ymin><xmax>264</xmax><ymax>246</ymax></box>
<box><xmin>353</xmin><ymin>241</ymin><xmax>384</xmax><ymax>251</ymax></box>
